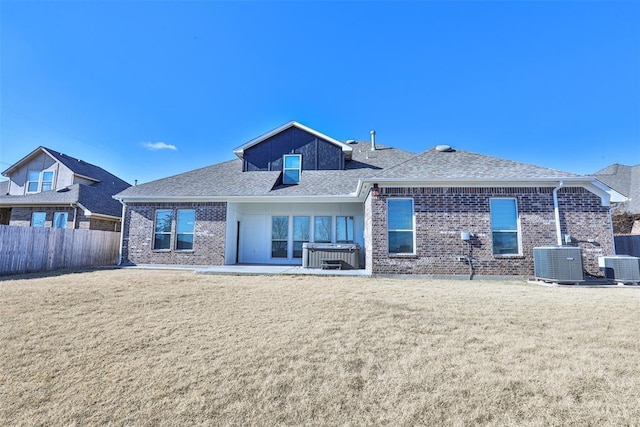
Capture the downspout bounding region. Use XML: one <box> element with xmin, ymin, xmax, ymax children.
<box><xmin>553</xmin><ymin>181</ymin><xmax>564</xmax><ymax>245</ymax></box>
<box><xmin>117</xmin><ymin>200</ymin><xmax>126</xmax><ymax>265</ymax></box>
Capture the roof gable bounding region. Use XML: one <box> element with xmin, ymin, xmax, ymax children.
<box><xmin>233</xmin><ymin>121</ymin><xmax>353</xmax><ymax>161</ymax></box>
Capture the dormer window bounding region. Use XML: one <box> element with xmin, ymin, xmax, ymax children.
<box><xmin>283</xmin><ymin>154</ymin><xmax>301</xmax><ymax>184</ymax></box>
<box><xmin>27</xmin><ymin>171</ymin><xmax>55</xmax><ymax>193</ymax></box>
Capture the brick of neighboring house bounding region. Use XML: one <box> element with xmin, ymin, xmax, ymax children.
<box><xmin>121</xmin><ymin>202</ymin><xmax>226</xmax><ymax>265</ymax></box>
<box><xmin>366</xmin><ymin>186</ymin><xmax>613</xmax><ymax>277</ymax></box>
<box><xmin>9</xmin><ymin>206</ymin><xmax>80</xmax><ymax>228</ymax></box>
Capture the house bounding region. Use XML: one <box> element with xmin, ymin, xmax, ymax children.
<box><xmin>114</xmin><ymin>121</ymin><xmax>615</xmax><ymax>277</ymax></box>
<box><xmin>593</xmin><ymin>164</ymin><xmax>640</xmax><ymax>235</ymax></box>
<box><xmin>0</xmin><ymin>146</ymin><xmax>130</xmax><ymax>231</ymax></box>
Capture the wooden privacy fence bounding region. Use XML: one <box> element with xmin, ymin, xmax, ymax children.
<box><xmin>615</xmin><ymin>235</ymin><xmax>640</xmax><ymax>257</ymax></box>
<box><xmin>0</xmin><ymin>225</ymin><xmax>120</xmax><ymax>275</ymax></box>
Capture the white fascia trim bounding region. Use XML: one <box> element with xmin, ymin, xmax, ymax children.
<box><xmin>77</xmin><ymin>202</ymin><xmax>92</xmax><ymax>216</ymax></box>
<box><xmin>232</xmin><ymin>121</ymin><xmax>353</xmax><ymax>160</ymax></box>
<box><xmin>76</xmin><ymin>202</ymin><xmax>121</xmax><ymax>221</ymax></box>
<box><xmin>355</xmin><ymin>177</ymin><xmax>614</xmax><ymax>204</ymax></box>
<box><xmin>88</xmin><ymin>212</ymin><xmax>122</xmax><ymax>221</ymax></box>
<box><xmin>114</xmin><ymin>194</ymin><xmax>363</xmax><ymax>204</ymax></box>
<box><xmin>591</xmin><ymin>179</ymin><xmax>628</xmax><ymax>203</ymax></box>
<box><xmin>73</xmin><ymin>173</ymin><xmax>100</xmax><ymax>183</ymax></box>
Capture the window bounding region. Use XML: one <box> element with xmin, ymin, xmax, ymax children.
<box><xmin>41</xmin><ymin>172</ymin><xmax>54</xmax><ymax>192</ymax></box>
<box><xmin>31</xmin><ymin>212</ymin><xmax>46</xmax><ymax>227</ymax></box>
<box><xmin>314</xmin><ymin>216</ymin><xmax>332</xmax><ymax>243</ymax></box>
<box><xmin>154</xmin><ymin>209</ymin><xmax>173</xmax><ymax>250</ymax></box>
<box><xmin>388</xmin><ymin>198</ymin><xmax>414</xmax><ymax>254</ymax></box>
<box><xmin>27</xmin><ymin>171</ymin><xmax>40</xmax><ymax>193</ymax></box>
<box><xmin>490</xmin><ymin>198</ymin><xmax>520</xmax><ymax>255</ymax></box>
<box><xmin>26</xmin><ymin>170</ymin><xmax>55</xmax><ymax>193</ymax></box>
<box><xmin>336</xmin><ymin>216</ymin><xmax>354</xmax><ymax>243</ymax></box>
<box><xmin>53</xmin><ymin>212</ymin><xmax>68</xmax><ymax>228</ymax></box>
<box><xmin>272</xmin><ymin>216</ymin><xmax>289</xmax><ymax>258</ymax></box>
<box><xmin>292</xmin><ymin>216</ymin><xmax>310</xmax><ymax>258</ymax></box>
<box><xmin>283</xmin><ymin>154</ymin><xmax>301</xmax><ymax>184</ymax></box>
<box><xmin>176</xmin><ymin>209</ymin><xmax>195</xmax><ymax>250</ymax></box>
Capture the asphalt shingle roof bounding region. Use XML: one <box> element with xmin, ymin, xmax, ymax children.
<box><xmin>0</xmin><ymin>147</ymin><xmax>130</xmax><ymax>217</ymax></box>
<box><xmin>116</xmin><ymin>142</ymin><xmax>417</xmax><ymax>199</ymax></box>
<box><xmin>371</xmin><ymin>147</ymin><xmax>579</xmax><ymax>181</ymax></box>
<box><xmin>116</xmin><ymin>142</ymin><xmax>582</xmax><ymax>201</ymax></box>
<box><xmin>594</xmin><ymin>163</ymin><xmax>640</xmax><ymax>214</ymax></box>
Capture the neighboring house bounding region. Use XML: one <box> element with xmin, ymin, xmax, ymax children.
<box><xmin>0</xmin><ymin>146</ymin><xmax>130</xmax><ymax>231</ymax></box>
<box><xmin>115</xmin><ymin>121</ymin><xmax>616</xmax><ymax>277</ymax></box>
<box><xmin>593</xmin><ymin>164</ymin><xmax>640</xmax><ymax>234</ymax></box>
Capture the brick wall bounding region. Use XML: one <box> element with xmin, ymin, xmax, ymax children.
<box><xmin>9</xmin><ymin>206</ymin><xmax>79</xmax><ymax>228</ymax></box>
<box><xmin>122</xmin><ymin>202</ymin><xmax>227</xmax><ymax>265</ymax></box>
<box><xmin>369</xmin><ymin>186</ymin><xmax>613</xmax><ymax>277</ymax></box>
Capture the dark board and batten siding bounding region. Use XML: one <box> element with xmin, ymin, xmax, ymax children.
<box><xmin>0</xmin><ymin>225</ymin><xmax>120</xmax><ymax>275</ymax></box>
<box><xmin>243</xmin><ymin>126</ymin><xmax>343</xmax><ymax>172</ymax></box>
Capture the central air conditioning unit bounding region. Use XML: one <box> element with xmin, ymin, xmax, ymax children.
<box><xmin>598</xmin><ymin>255</ymin><xmax>640</xmax><ymax>284</ymax></box>
<box><xmin>533</xmin><ymin>246</ymin><xmax>584</xmax><ymax>284</ymax></box>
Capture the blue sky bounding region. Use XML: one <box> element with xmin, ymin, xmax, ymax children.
<box><xmin>1</xmin><ymin>1</ymin><xmax>639</xmax><ymax>185</ymax></box>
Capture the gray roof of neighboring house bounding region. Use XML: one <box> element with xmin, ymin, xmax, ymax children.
<box><xmin>0</xmin><ymin>180</ymin><xmax>8</xmax><ymax>195</ymax></box>
<box><xmin>593</xmin><ymin>164</ymin><xmax>640</xmax><ymax>213</ymax></box>
<box><xmin>0</xmin><ymin>147</ymin><xmax>130</xmax><ymax>217</ymax></box>
<box><xmin>116</xmin><ymin>141</ymin><xmax>416</xmax><ymax>199</ymax></box>
<box><xmin>0</xmin><ymin>183</ymin><xmax>127</xmax><ymax>217</ymax></box>
<box><xmin>371</xmin><ymin>146</ymin><xmax>579</xmax><ymax>181</ymax></box>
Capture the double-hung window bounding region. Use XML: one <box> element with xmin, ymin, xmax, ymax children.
<box><xmin>27</xmin><ymin>171</ymin><xmax>40</xmax><ymax>193</ymax></box>
<box><xmin>176</xmin><ymin>209</ymin><xmax>195</xmax><ymax>250</ymax></box>
<box><xmin>388</xmin><ymin>198</ymin><xmax>414</xmax><ymax>254</ymax></box>
<box><xmin>154</xmin><ymin>209</ymin><xmax>173</xmax><ymax>250</ymax></box>
<box><xmin>53</xmin><ymin>212</ymin><xmax>68</xmax><ymax>228</ymax></box>
<box><xmin>41</xmin><ymin>172</ymin><xmax>54</xmax><ymax>192</ymax></box>
<box><xmin>490</xmin><ymin>198</ymin><xmax>520</xmax><ymax>255</ymax></box>
<box><xmin>336</xmin><ymin>216</ymin><xmax>354</xmax><ymax>243</ymax></box>
<box><xmin>272</xmin><ymin>216</ymin><xmax>289</xmax><ymax>258</ymax></box>
<box><xmin>26</xmin><ymin>171</ymin><xmax>54</xmax><ymax>193</ymax></box>
<box><xmin>283</xmin><ymin>154</ymin><xmax>301</xmax><ymax>184</ymax></box>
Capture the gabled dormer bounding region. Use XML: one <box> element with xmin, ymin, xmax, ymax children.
<box><xmin>2</xmin><ymin>147</ymin><xmax>65</xmax><ymax>195</ymax></box>
<box><xmin>233</xmin><ymin>121</ymin><xmax>353</xmax><ymax>182</ymax></box>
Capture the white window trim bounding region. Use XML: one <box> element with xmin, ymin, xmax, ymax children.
<box><xmin>490</xmin><ymin>197</ymin><xmax>522</xmax><ymax>257</ymax></box>
<box><xmin>271</xmin><ymin>215</ymin><xmax>289</xmax><ymax>259</ymax></box>
<box><xmin>387</xmin><ymin>198</ymin><xmax>416</xmax><ymax>255</ymax></box>
<box><xmin>336</xmin><ymin>215</ymin><xmax>355</xmax><ymax>243</ymax></box>
<box><xmin>175</xmin><ymin>209</ymin><xmax>196</xmax><ymax>251</ymax></box>
<box><xmin>292</xmin><ymin>216</ymin><xmax>310</xmax><ymax>259</ymax></box>
<box><xmin>313</xmin><ymin>215</ymin><xmax>333</xmax><ymax>243</ymax></box>
<box><xmin>283</xmin><ymin>154</ymin><xmax>302</xmax><ymax>185</ymax></box>
<box><xmin>26</xmin><ymin>170</ymin><xmax>55</xmax><ymax>194</ymax></box>
<box><xmin>153</xmin><ymin>209</ymin><xmax>174</xmax><ymax>251</ymax></box>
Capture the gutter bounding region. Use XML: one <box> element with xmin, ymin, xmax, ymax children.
<box><xmin>553</xmin><ymin>181</ymin><xmax>564</xmax><ymax>245</ymax></box>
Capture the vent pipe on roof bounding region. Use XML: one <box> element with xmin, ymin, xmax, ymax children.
<box><xmin>370</xmin><ymin>130</ymin><xmax>376</xmax><ymax>151</ymax></box>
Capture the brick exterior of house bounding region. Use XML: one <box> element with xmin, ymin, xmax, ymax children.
<box><xmin>8</xmin><ymin>206</ymin><xmax>120</xmax><ymax>230</ymax></box>
<box><xmin>366</xmin><ymin>186</ymin><xmax>613</xmax><ymax>276</ymax></box>
<box><xmin>121</xmin><ymin>202</ymin><xmax>226</xmax><ymax>265</ymax></box>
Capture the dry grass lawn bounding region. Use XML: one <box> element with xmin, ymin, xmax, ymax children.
<box><xmin>2</xmin><ymin>269</ymin><xmax>640</xmax><ymax>426</ymax></box>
